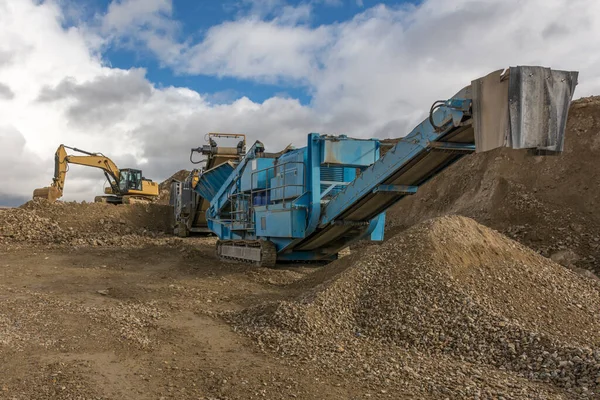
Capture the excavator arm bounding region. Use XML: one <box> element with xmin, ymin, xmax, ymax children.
<box><xmin>33</xmin><ymin>145</ymin><xmax>122</xmax><ymax>202</ymax></box>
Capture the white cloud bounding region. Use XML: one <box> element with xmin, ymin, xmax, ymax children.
<box><xmin>182</xmin><ymin>19</ymin><xmax>331</xmax><ymax>83</ymax></box>
<box><xmin>228</xmin><ymin>0</ymin><xmax>312</xmax><ymax>22</ymax></box>
<box><xmin>0</xmin><ymin>82</ymin><xmax>14</xmax><ymax>99</ymax></box>
<box><xmin>102</xmin><ymin>0</ymin><xmax>173</xmax><ymax>32</ymax></box>
<box><xmin>170</xmin><ymin>0</ymin><xmax>600</xmax><ymax>134</ymax></box>
<box><xmin>99</xmin><ymin>0</ymin><xmax>183</xmax><ymax>65</ymax></box>
<box><xmin>0</xmin><ymin>0</ymin><xmax>320</xmax><ymax>204</ymax></box>
<box><xmin>1</xmin><ymin>0</ymin><xmax>600</xmax><ymax>206</ymax></box>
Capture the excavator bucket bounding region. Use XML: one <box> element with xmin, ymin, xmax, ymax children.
<box><xmin>32</xmin><ymin>186</ymin><xmax>61</xmax><ymax>202</ymax></box>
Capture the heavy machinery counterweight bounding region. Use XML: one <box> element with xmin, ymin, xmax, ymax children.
<box><xmin>33</xmin><ymin>145</ymin><xmax>158</xmax><ymax>204</ymax></box>
<box><xmin>182</xmin><ymin>66</ymin><xmax>578</xmax><ymax>266</ymax></box>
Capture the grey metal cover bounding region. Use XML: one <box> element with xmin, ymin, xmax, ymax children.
<box><xmin>472</xmin><ymin>69</ymin><xmax>510</xmax><ymax>152</ymax></box>
<box><xmin>472</xmin><ymin>66</ymin><xmax>578</xmax><ymax>153</ymax></box>
<box><xmin>508</xmin><ymin>66</ymin><xmax>578</xmax><ymax>152</ymax></box>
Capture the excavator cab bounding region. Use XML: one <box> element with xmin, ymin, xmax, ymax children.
<box><xmin>119</xmin><ymin>169</ymin><xmax>143</xmax><ymax>192</ymax></box>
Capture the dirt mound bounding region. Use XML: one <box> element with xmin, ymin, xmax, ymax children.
<box><xmin>0</xmin><ymin>199</ymin><xmax>177</xmax><ymax>247</ymax></box>
<box><xmin>157</xmin><ymin>169</ymin><xmax>190</xmax><ymax>205</ymax></box>
<box><xmin>385</xmin><ymin>96</ymin><xmax>600</xmax><ymax>276</ymax></box>
<box><xmin>232</xmin><ymin>216</ymin><xmax>600</xmax><ymax>398</ymax></box>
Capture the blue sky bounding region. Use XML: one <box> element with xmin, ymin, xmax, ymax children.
<box><xmin>84</xmin><ymin>0</ymin><xmax>418</xmax><ymax>105</ymax></box>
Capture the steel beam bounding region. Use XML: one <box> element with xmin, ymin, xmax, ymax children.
<box><xmin>372</xmin><ymin>184</ymin><xmax>418</xmax><ymax>194</ymax></box>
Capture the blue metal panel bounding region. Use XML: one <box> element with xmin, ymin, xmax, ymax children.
<box><xmin>370</xmin><ymin>213</ymin><xmax>385</xmax><ymax>241</ymax></box>
<box><xmin>372</xmin><ymin>185</ymin><xmax>418</xmax><ymax>194</ymax></box>
<box><xmin>240</xmin><ymin>158</ymin><xmax>273</xmax><ymax>192</ymax></box>
<box><xmin>270</xmin><ymin>150</ymin><xmax>305</xmax><ymax>202</ymax></box>
<box><xmin>276</xmin><ymin>133</ymin><xmax>322</xmax><ymax>252</ymax></box>
<box><xmin>254</xmin><ymin>204</ymin><xmax>306</xmax><ymax>238</ymax></box>
<box><xmin>277</xmin><ymin>252</ymin><xmax>337</xmax><ymax>262</ymax></box>
<box><xmin>343</xmin><ymin>167</ymin><xmax>357</xmax><ymax>183</ymax></box>
<box><xmin>270</xmin><ymin>180</ymin><xmax>304</xmax><ymax>200</ymax></box>
<box><xmin>320</xmin><ymin>136</ymin><xmax>380</xmax><ymax>167</ymax></box>
<box><xmin>209</xmin><ymin>141</ymin><xmax>265</xmax><ymax>218</ymax></box>
<box><xmin>195</xmin><ymin>162</ymin><xmax>235</xmax><ymax>201</ymax></box>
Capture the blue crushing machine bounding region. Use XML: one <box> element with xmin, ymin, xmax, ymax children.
<box><xmin>188</xmin><ymin>66</ymin><xmax>578</xmax><ymax>266</ymax></box>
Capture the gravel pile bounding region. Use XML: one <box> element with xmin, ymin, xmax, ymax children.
<box><xmin>0</xmin><ymin>200</ymin><xmax>180</xmax><ymax>248</ymax></box>
<box><xmin>231</xmin><ymin>216</ymin><xmax>600</xmax><ymax>398</ymax></box>
<box><xmin>20</xmin><ymin>198</ymin><xmax>173</xmax><ymax>233</ymax></box>
<box><xmin>386</xmin><ymin>96</ymin><xmax>600</xmax><ymax>276</ymax></box>
<box><xmin>0</xmin><ymin>208</ymin><xmax>72</xmax><ymax>244</ymax></box>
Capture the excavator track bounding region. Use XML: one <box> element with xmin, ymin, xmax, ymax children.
<box><xmin>94</xmin><ymin>195</ymin><xmax>121</xmax><ymax>204</ymax></box>
<box><xmin>216</xmin><ymin>239</ymin><xmax>277</xmax><ymax>267</ymax></box>
<box><xmin>121</xmin><ymin>195</ymin><xmax>155</xmax><ymax>205</ymax></box>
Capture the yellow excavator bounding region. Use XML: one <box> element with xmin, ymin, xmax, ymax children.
<box><xmin>33</xmin><ymin>144</ymin><xmax>159</xmax><ymax>204</ymax></box>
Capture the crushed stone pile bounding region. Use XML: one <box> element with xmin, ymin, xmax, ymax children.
<box><xmin>231</xmin><ymin>216</ymin><xmax>600</xmax><ymax>399</ymax></box>
<box><xmin>0</xmin><ymin>199</ymin><xmax>178</xmax><ymax>248</ymax></box>
<box><xmin>386</xmin><ymin>96</ymin><xmax>600</xmax><ymax>276</ymax></box>
<box><xmin>157</xmin><ymin>169</ymin><xmax>190</xmax><ymax>205</ymax></box>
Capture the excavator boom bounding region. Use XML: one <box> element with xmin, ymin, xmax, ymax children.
<box><xmin>33</xmin><ymin>145</ymin><xmax>156</xmax><ymax>203</ymax></box>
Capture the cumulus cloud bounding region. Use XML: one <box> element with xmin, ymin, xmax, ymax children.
<box><xmin>102</xmin><ymin>0</ymin><xmax>173</xmax><ymax>32</ymax></box>
<box><xmin>0</xmin><ymin>126</ymin><xmax>49</xmax><ymax>203</ymax></box>
<box><xmin>99</xmin><ymin>0</ymin><xmax>184</xmax><ymax>65</ymax></box>
<box><xmin>0</xmin><ymin>83</ymin><xmax>14</xmax><ymax>99</ymax></box>
<box><xmin>111</xmin><ymin>0</ymin><xmax>599</xmax><ymax>126</ymax></box>
<box><xmin>37</xmin><ymin>69</ymin><xmax>153</xmax><ymax>126</ymax></box>
<box><xmin>182</xmin><ymin>20</ymin><xmax>331</xmax><ymax>83</ymax></box>
<box><xmin>0</xmin><ymin>50</ymin><xmax>13</xmax><ymax>66</ymax></box>
<box><xmin>1</xmin><ymin>0</ymin><xmax>600</xmax><ymax>206</ymax></box>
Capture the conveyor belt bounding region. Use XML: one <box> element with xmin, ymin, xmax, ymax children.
<box><xmin>296</xmin><ymin>121</ymin><xmax>475</xmax><ymax>252</ymax></box>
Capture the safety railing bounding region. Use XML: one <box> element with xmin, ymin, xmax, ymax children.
<box><xmin>250</xmin><ymin>161</ymin><xmax>306</xmax><ymax>208</ymax></box>
<box><xmin>319</xmin><ymin>180</ymin><xmax>351</xmax><ymax>204</ymax></box>
<box><xmin>228</xmin><ymin>192</ymin><xmax>253</xmax><ymax>229</ymax></box>
<box><xmin>221</xmin><ymin>161</ymin><xmax>307</xmax><ymax>231</ymax></box>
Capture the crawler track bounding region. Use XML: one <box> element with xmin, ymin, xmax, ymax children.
<box><xmin>216</xmin><ymin>239</ymin><xmax>277</xmax><ymax>267</ymax></box>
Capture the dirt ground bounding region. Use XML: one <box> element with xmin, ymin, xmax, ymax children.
<box><xmin>2</xmin><ymin>97</ymin><xmax>600</xmax><ymax>399</ymax></box>
<box><xmin>0</xmin><ymin>239</ymin><xmax>355</xmax><ymax>400</ymax></box>
<box><xmin>2</xmin><ymin>218</ymin><xmax>598</xmax><ymax>399</ymax></box>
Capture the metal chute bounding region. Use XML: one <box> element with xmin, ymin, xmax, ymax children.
<box><xmin>472</xmin><ymin>66</ymin><xmax>578</xmax><ymax>153</ymax></box>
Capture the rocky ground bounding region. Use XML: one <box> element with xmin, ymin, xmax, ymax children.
<box><xmin>1</xmin><ymin>97</ymin><xmax>599</xmax><ymax>399</ymax></box>
<box><xmin>1</xmin><ymin>211</ymin><xmax>598</xmax><ymax>399</ymax></box>
<box><xmin>0</xmin><ymin>238</ymin><xmax>353</xmax><ymax>400</ymax></box>
<box><xmin>232</xmin><ymin>216</ymin><xmax>600</xmax><ymax>399</ymax></box>
<box><xmin>0</xmin><ymin>199</ymin><xmax>174</xmax><ymax>248</ymax></box>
